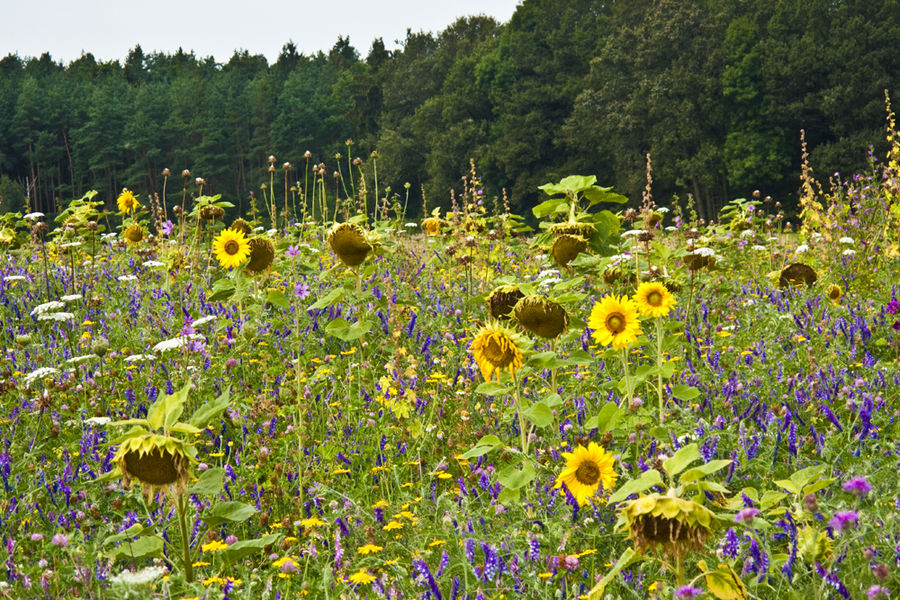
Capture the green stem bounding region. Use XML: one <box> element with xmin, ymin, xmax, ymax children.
<box><xmin>656</xmin><ymin>318</ymin><xmax>665</xmax><ymax>424</ymax></box>
<box><xmin>621</xmin><ymin>348</ymin><xmax>634</xmax><ymax>407</ymax></box>
<box><xmin>513</xmin><ymin>372</ymin><xmax>529</xmax><ymax>456</ymax></box>
<box><xmin>176</xmin><ymin>492</ymin><xmax>193</xmax><ymax>583</ymax></box>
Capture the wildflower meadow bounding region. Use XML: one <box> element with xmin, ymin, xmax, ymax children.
<box><xmin>2</xmin><ymin>87</ymin><xmax>900</xmax><ymax>600</ymax></box>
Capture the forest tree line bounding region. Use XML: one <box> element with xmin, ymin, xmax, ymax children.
<box><xmin>1</xmin><ymin>0</ymin><xmax>899</xmax><ymax>221</ymax></box>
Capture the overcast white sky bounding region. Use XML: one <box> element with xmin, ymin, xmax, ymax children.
<box><xmin>4</xmin><ymin>0</ymin><xmax>522</xmax><ymax>64</ymax></box>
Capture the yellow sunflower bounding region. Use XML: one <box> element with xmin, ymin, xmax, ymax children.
<box><xmin>554</xmin><ymin>442</ymin><xmax>617</xmax><ymax>506</ymax></box>
<box><xmin>827</xmin><ymin>284</ymin><xmax>843</xmax><ymax>303</ymax></box>
<box><xmin>117</xmin><ymin>188</ymin><xmax>141</xmax><ymax>214</ymax></box>
<box><xmin>634</xmin><ymin>282</ymin><xmax>676</xmax><ymax>318</ymax></box>
<box><xmin>470</xmin><ymin>322</ymin><xmax>525</xmax><ymax>382</ymax></box>
<box><xmin>212</xmin><ymin>228</ymin><xmax>251</xmax><ymax>269</ymax></box>
<box><xmin>587</xmin><ymin>295</ymin><xmax>642</xmax><ymax>349</ymax></box>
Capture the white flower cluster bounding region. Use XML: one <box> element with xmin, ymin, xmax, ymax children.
<box><xmin>30</xmin><ymin>301</ymin><xmax>65</xmax><ymax>316</ymax></box>
<box><xmin>3</xmin><ymin>275</ymin><xmax>27</xmax><ymax>282</ymax></box>
<box><xmin>142</xmin><ymin>260</ymin><xmax>165</xmax><ymax>268</ymax></box>
<box><xmin>536</xmin><ymin>269</ymin><xmax>562</xmax><ymax>288</ymax></box>
<box><xmin>123</xmin><ymin>354</ymin><xmax>154</xmax><ymax>363</ymax></box>
<box><xmin>117</xmin><ymin>274</ymin><xmax>138</xmax><ymax>282</ymax></box>
<box><xmin>795</xmin><ymin>244</ymin><xmax>809</xmax><ymax>254</ymax></box>
<box><xmin>838</xmin><ymin>237</ymin><xmax>855</xmax><ymax>245</ymax></box>
<box><xmin>191</xmin><ymin>315</ymin><xmax>217</xmax><ymax>327</ymax></box>
<box><xmin>689</xmin><ymin>247</ymin><xmax>717</xmax><ymax>257</ymax></box>
<box><xmin>37</xmin><ymin>312</ymin><xmax>74</xmax><ymax>322</ymax></box>
<box><xmin>66</xmin><ymin>355</ymin><xmax>96</xmax><ymax>364</ymax></box>
<box><xmin>23</xmin><ymin>367</ymin><xmax>60</xmax><ymax>388</ymax></box>
<box><xmin>152</xmin><ymin>334</ymin><xmax>204</xmax><ymax>353</ymax></box>
<box><xmin>109</xmin><ymin>565</ymin><xmax>167</xmax><ymax>586</ymax></box>
<box><xmin>842</xmin><ymin>248</ymin><xmax>856</xmax><ymax>256</ymax></box>
<box><xmin>23</xmin><ymin>212</ymin><xmax>45</xmax><ymax>221</ymax></box>
<box><xmin>60</xmin><ymin>294</ymin><xmax>82</xmax><ymax>302</ymax></box>
<box><xmin>84</xmin><ymin>416</ymin><xmax>111</xmax><ymax>426</ymax></box>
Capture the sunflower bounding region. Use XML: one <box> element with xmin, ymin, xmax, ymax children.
<box><xmin>827</xmin><ymin>283</ymin><xmax>843</xmax><ymax>303</ymax></box>
<box><xmin>117</xmin><ymin>189</ymin><xmax>141</xmax><ymax>214</ymax></box>
<box><xmin>212</xmin><ymin>228</ymin><xmax>250</xmax><ymax>269</ymax></box>
<box><xmin>513</xmin><ymin>295</ymin><xmax>568</xmax><ymax>339</ymax></box>
<box><xmin>123</xmin><ymin>224</ymin><xmax>144</xmax><ymax>244</ymax></box>
<box><xmin>245</xmin><ymin>237</ymin><xmax>275</xmax><ymax>273</ymax></box>
<box><xmin>587</xmin><ymin>295</ymin><xmax>642</xmax><ymax>349</ymax></box>
<box><xmin>487</xmin><ymin>284</ymin><xmax>524</xmax><ymax>320</ymax></box>
<box><xmin>618</xmin><ymin>493</ymin><xmax>716</xmax><ymax>560</ymax></box>
<box><xmin>422</xmin><ymin>217</ymin><xmax>444</xmax><ymax>236</ymax></box>
<box><xmin>230</xmin><ymin>218</ymin><xmax>252</xmax><ymax>236</ymax></box>
<box><xmin>778</xmin><ymin>262</ymin><xmax>817</xmax><ymax>287</ymax></box>
<box><xmin>470</xmin><ymin>322</ymin><xmax>525</xmax><ymax>382</ymax></box>
<box><xmin>328</xmin><ymin>222</ymin><xmax>372</xmax><ymax>267</ymax></box>
<box><xmin>554</xmin><ymin>442</ymin><xmax>617</xmax><ymax>506</ymax></box>
<box><xmin>112</xmin><ymin>434</ymin><xmax>193</xmax><ymax>499</ymax></box>
<box><xmin>634</xmin><ymin>282</ymin><xmax>677</xmax><ymax>318</ymax></box>
<box><xmin>551</xmin><ymin>234</ymin><xmax>588</xmax><ymax>268</ymax></box>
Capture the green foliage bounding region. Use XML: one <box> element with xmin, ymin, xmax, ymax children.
<box><xmin>0</xmin><ymin>174</ymin><xmax>26</xmax><ymax>213</ymax></box>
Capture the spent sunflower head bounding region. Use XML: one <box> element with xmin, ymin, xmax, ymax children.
<box><xmin>328</xmin><ymin>222</ymin><xmax>372</xmax><ymax>267</ymax></box>
<box><xmin>634</xmin><ymin>282</ymin><xmax>676</xmax><ymax>318</ymax></box>
<box><xmin>212</xmin><ymin>228</ymin><xmax>251</xmax><ymax>269</ymax></box>
<box><xmin>112</xmin><ymin>434</ymin><xmax>193</xmax><ymax>499</ymax></box>
<box><xmin>587</xmin><ymin>294</ymin><xmax>642</xmax><ymax>350</ymax></box>
<box><xmin>551</xmin><ymin>234</ymin><xmax>588</xmax><ymax>268</ymax></box>
<box><xmin>230</xmin><ymin>218</ymin><xmax>252</xmax><ymax>236</ymax></box>
<box><xmin>618</xmin><ymin>493</ymin><xmax>716</xmax><ymax>560</ymax></box>
<box><xmin>513</xmin><ymin>295</ymin><xmax>568</xmax><ymax>339</ymax></box>
<box><xmin>117</xmin><ymin>189</ymin><xmax>141</xmax><ymax>214</ymax></box>
<box><xmin>470</xmin><ymin>322</ymin><xmax>525</xmax><ymax>382</ymax></box>
<box><xmin>554</xmin><ymin>442</ymin><xmax>617</xmax><ymax>506</ymax></box>
<box><xmin>487</xmin><ymin>284</ymin><xmax>525</xmax><ymax>320</ymax></box>
<box><xmin>123</xmin><ymin>224</ymin><xmax>145</xmax><ymax>244</ymax></box>
<box><xmin>245</xmin><ymin>237</ymin><xmax>275</xmax><ymax>273</ymax></box>
<box><xmin>779</xmin><ymin>262</ymin><xmax>817</xmax><ymax>287</ymax></box>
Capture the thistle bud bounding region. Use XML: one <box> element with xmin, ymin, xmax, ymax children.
<box><xmin>304</xmin><ymin>150</ymin><xmax>312</xmax><ymax>159</ymax></box>
<box><xmin>752</xmin><ymin>189</ymin><xmax>761</xmax><ymax>199</ymax></box>
<box><xmin>162</xmin><ymin>168</ymin><xmax>171</xmax><ymax>177</ymax></box>
<box><xmin>195</xmin><ymin>177</ymin><xmax>205</xmax><ymax>186</ymax></box>
<box><xmin>353</xmin><ymin>157</ymin><xmax>362</xmax><ymax>166</ymax></box>
<box><xmin>268</xmin><ymin>155</ymin><xmax>276</xmax><ymax>163</ymax></box>
<box><xmin>182</xmin><ymin>169</ymin><xmax>191</xmax><ymax>178</ymax></box>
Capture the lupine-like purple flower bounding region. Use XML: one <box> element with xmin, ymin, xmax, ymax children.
<box><xmin>842</xmin><ymin>476</ymin><xmax>872</xmax><ymax>497</ymax></box>
<box><xmin>829</xmin><ymin>510</ymin><xmax>859</xmax><ymax>534</ymax></box>
<box><xmin>721</xmin><ymin>528</ymin><xmax>740</xmax><ymax>558</ymax></box>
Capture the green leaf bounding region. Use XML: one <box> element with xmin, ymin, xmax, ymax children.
<box><xmin>587</xmin><ymin>548</ymin><xmax>638</xmax><ymax>600</ymax></box>
<box><xmin>103</xmin><ymin>524</ymin><xmax>149</xmax><ymax>547</ymax></box>
<box><xmin>474</xmin><ymin>382</ymin><xmax>512</xmax><ymax>396</ymax></box>
<box><xmin>802</xmin><ymin>478</ymin><xmax>834</xmax><ymax>496</ymax></box>
<box><xmin>790</xmin><ymin>465</ymin><xmax>827</xmax><ymax>488</ymax></box>
<box><xmin>583</xmin><ymin>187</ymin><xmax>628</xmax><ymax>206</ymax></box>
<box><xmin>460</xmin><ymin>435</ymin><xmax>503</xmax><ymax>460</ymax></box>
<box><xmin>671</xmin><ymin>384</ymin><xmax>701</xmax><ymax>401</ymax></box>
<box><xmin>207</xmin><ymin>279</ymin><xmax>236</xmax><ymax>303</ymax></box>
<box><xmin>223</xmin><ymin>533</ymin><xmax>281</xmax><ymax>562</ymax></box>
<box><xmin>189</xmin><ymin>388</ymin><xmax>231</xmax><ymax>429</ymax></box>
<box><xmin>523</xmin><ymin>401</ymin><xmax>554</xmax><ymax>428</ymax></box>
<box><xmin>663</xmin><ymin>443</ymin><xmax>700</xmax><ymax>479</ymax></box>
<box><xmin>497</xmin><ymin>460</ymin><xmax>535</xmax><ymax>490</ymax></box>
<box><xmin>147</xmin><ymin>382</ymin><xmax>191</xmax><ymax>431</ymax></box>
<box><xmin>108</xmin><ymin>536</ymin><xmax>163</xmax><ymax>559</ymax></box>
<box><xmin>759</xmin><ymin>490</ymin><xmax>788</xmax><ymax>510</ymax></box>
<box><xmin>497</xmin><ymin>488</ymin><xmax>520</xmax><ymax>505</ymax></box>
<box><xmin>679</xmin><ymin>460</ymin><xmax>733</xmax><ymax>483</ymax></box>
<box><xmin>607</xmin><ymin>469</ymin><xmax>662</xmax><ymax>504</ymax></box>
<box><xmin>188</xmin><ymin>467</ymin><xmax>226</xmax><ymax>496</ymax></box>
<box><xmin>325</xmin><ymin>318</ymin><xmax>371</xmax><ymax>341</ymax></box>
<box><xmin>659</xmin><ymin>361</ymin><xmax>676</xmax><ymax>379</ymax></box>
<box><xmin>309</xmin><ymin>287</ymin><xmax>344</xmax><ymax>310</ymax></box>
<box><xmin>265</xmin><ymin>289</ymin><xmax>290</xmax><ymax>309</ymax></box>
<box><xmin>773</xmin><ymin>479</ymin><xmax>801</xmax><ymax>495</ymax></box>
<box><xmin>168</xmin><ymin>422</ymin><xmax>203</xmax><ymax>435</ymax></box>
<box><xmin>532</xmin><ymin>198</ymin><xmax>565</xmax><ymax>218</ymax></box>
<box><xmin>203</xmin><ymin>502</ymin><xmax>257</xmax><ymax>527</ymax></box>
<box><xmin>538</xmin><ymin>175</ymin><xmax>597</xmax><ymax>196</ymax></box>
<box><xmin>702</xmin><ymin>562</ymin><xmax>749</xmax><ymax>600</ymax></box>
<box><xmin>526</xmin><ymin>351</ymin><xmax>567</xmax><ymax>370</ymax></box>
<box><xmin>584</xmin><ymin>402</ymin><xmax>622</xmax><ymax>433</ymax></box>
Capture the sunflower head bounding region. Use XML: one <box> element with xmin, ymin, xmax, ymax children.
<box><xmin>779</xmin><ymin>262</ymin><xmax>817</xmax><ymax>288</ymax></box>
<box><xmin>551</xmin><ymin>234</ymin><xmax>588</xmax><ymax>268</ymax></box>
<box><xmin>513</xmin><ymin>295</ymin><xmax>568</xmax><ymax>339</ymax></box>
<box><xmin>798</xmin><ymin>525</ymin><xmax>833</xmax><ymax>565</ymax></box>
<box><xmin>422</xmin><ymin>217</ymin><xmax>445</xmax><ymax>236</ymax></box>
<box><xmin>328</xmin><ymin>222</ymin><xmax>372</xmax><ymax>267</ymax></box>
<box><xmin>549</xmin><ymin>221</ymin><xmax>595</xmax><ymax>239</ymax></box>
<box><xmin>117</xmin><ymin>189</ymin><xmax>141</xmax><ymax>214</ymax></box>
<box><xmin>113</xmin><ymin>434</ymin><xmax>193</xmax><ymax>499</ymax></box>
<box><xmin>246</xmin><ymin>236</ymin><xmax>276</xmax><ymax>273</ymax></box>
<box><xmin>554</xmin><ymin>442</ymin><xmax>617</xmax><ymax>506</ymax></box>
<box><xmin>587</xmin><ymin>294</ymin><xmax>642</xmax><ymax>350</ymax></box>
<box><xmin>683</xmin><ymin>252</ymin><xmax>716</xmax><ymax>271</ymax></box>
<box><xmin>470</xmin><ymin>322</ymin><xmax>525</xmax><ymax>382</ymax></box>
<box><xmin>123</xmin><ymin>224</ymin><xmax>144</xmax><ymax>244</ymax></box>
<box><xmin>199</xmin><ymin>206</ymin><xmax>225</xmax><ymax>221</ymax></box>
<box><xmin>230</xmin><ymin>218</ymin><xmax>252</xmax><ymax>236</ymax></box>
<box><xmin>827</xmin><ymin>283</ymin><xmax>843</xmax><ymax>303</ymax></box>
<box><xmin>634</xmin><ymin>281</ymin><xmax>677</xmax><ymax>318</ymax></box>
<box><xmin>487</xmin><ymin>285</ymin><xmax>525</xmax><ymax>320</ymax></box>
<box><xmin>618</xmin><ymin>493</ymin><xmax>716</xmax><ymax>560</ymax></box>
<box><xmin>212</xmin><ymin>228</ymin><xmax>251</xmax><ymax>269</ymax></box>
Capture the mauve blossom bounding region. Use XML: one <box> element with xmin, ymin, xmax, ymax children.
<box><xmin>735</xmin><ymin>507</ymin><xmax>760</xmax><ymax>524</ymax></box>
<box><xmin>828</xmin><ymin>510</ymin><xmax>859</xmax><ymax>534</ymax></box>
<box><xmin>51</xmin><ymin>533</ymin><xmax>69</xmax><ymax>547</ymax></box>
<box><xmin>867</xmin><ymin>585</ymin><xmax>890</xmax><ymax>599</ymax></box>
<box><xmin>842</xmin><ymin>476</ymin><xmax>872</xmax><ymax>497</ymax></box>
<box><xmin>674</xmin><ymin>585</ymin><xmax>704</xmax><ymax>599</ymax></box>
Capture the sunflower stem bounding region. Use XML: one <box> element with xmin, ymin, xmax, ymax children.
<box><xmin>655</xmin><ymin>318</ymin><xmax>665</xmax><ymax>424</ymax></box>
<box><xmin>176</xmin><ymin>491</ymin><xmax>193</xmax><ymax>583</ymax></box>
<box><xmin>513</xmin><ymin>372</ymin><xmax>529</xmax><ymax>456</ymax></box>
<box><xmin>620</xmin><ymin>348</ymin><xmax>633</xmax><ymax>408</ymax></box>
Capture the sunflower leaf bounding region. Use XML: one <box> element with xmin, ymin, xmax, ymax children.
<box><xmin>107</xmin><ymin>535</ymin><xmax>164</xmax><ymax>559</ymax></box>
<box><xmin>474</xmin><ymin>382</ymin><xmax>512</xmax><ymax>396</ymax></box>
<box><xmin>223</xmin><ymin>533</ymin><xmax>282</xmax><ymax>562</ymax></box>
<box><xmin>587</xmin><ymin>547</ymin><xmax>639</xmax><ymax>600</ymax></box>
<box><xmin>497</xmin><ymin>460</ymin><xmax>535</xmax><ymax>490</ymax></box>
<box><xmin>523</xmin><ymin>401</ymin><xmax>554</xmax><ymax>428</ymax></box>
<box><xmin>204</xmin><ymin>501</ymin><xmax>257</xmax><ymax>526</ymax></box>
<box><xmin>584</xmin><ymin>402</ymin><xmax>622</xmax><ymax>433</ymax></box>
<box><xmin>188</xmin><ymin>468</ymin><xmax>226</xmax><ymax>496</ymax></box>
<box><xmin>460</xmin><ymin>435</ymin><xmax>504</xmax><ymax>459</ymax></box>
<box><xmin>207</xmin><ymin>279</ymin><xmax>236</xmax><ymax>302</ymax></box>
<box><xmin>664</xmin><ymin>443</ymin><xmax>700</xmax><ymax>478</ymax></box>
<box><xmin>309</xmin><ymin>287</ymin><xmax>344</xmax><ymax>310</ymax></box>
<box><xmin>679</xmin><ymin>459</ymin><xmax>733</xmax><ymax>483</ymax></box>
<box><xmin>189</xmin><ymin>388</ymin><xmax>230</xmax><ymax>429</ymax></box>
<box><xmin>265</xmin><ymin>289</ymin><xmax>290</xmax><ymax>309</ymax></box>
<box><xmin>671</xmin><ymin>384</ymin><xmax>701</xmax><ymax>401</ymax></box>
<box><xmin>607</xmin><ymin>469</ymin><xmax>662</xmax><ymax>504</ymax></box>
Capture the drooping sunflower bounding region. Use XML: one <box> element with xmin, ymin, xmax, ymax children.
<box><xmin>245</xmin><ymin>236</ymin><xmax>275</xmax><ymax>273</ymax></box>
<box><xmin>551</xmin><ymin>234</ymin><xmax>588</xmax><ymax>268</ymax></box>
<box><xmin>123</xmin><ymin>223</ymin><xmax>145</xmax><ymax>244</ymax></box>
<box><xmin>513</xmin><ymin>295</ymin><xmax>568</xmax><ymax>339</ymax></box>
<box><xmin>827</xmin><ymin>283</ymin><xmax>843</xmax><ymax>303</ymax></box>
<box><xmin>778</xmin><ymin>262</ymin><xmax>817</xmax><ymax>287</ymax></box>
<box><xmin>618</xmin><ymin>493</ymin><xmax>717</xmax><ymax>561</ymax></box>
<box><xmin>634</xmin><ymin>281</ymin><xmax>677</xmax><ymax>318</ymax></box>
<box><xmin>487</xmin><ymin>284</ymin><xmax>525</xmax><ymax>320</ymax></box>
<box><xmin>470</xmin><ymin>322</ymin><xmax>525</xmax><ymax>382</ymax></box>
<box><xmin>587</xmin><ymin>294</ymin><xmax>642</xmax><ymax>350</ymax></box>
<box><xmin>554</xmin><ymin>442</ymin><xmax>617</xmax><ymax>506</ymax></box>
<box><xmin>117</xmin><ymin>189</ymin><xmax>141</xmax><ymax>214</ymax></box>
<box><xmin>112</xmin><ymin>434</ymin><xmax>193</xmax><ymax>499</ymax></box>
<box><xmin>328</xmin><ymin>222</ymin><xmax>372</xmax><ymax>267</ymax></box>
<box><xmin>212</xmin><ymin>228</ymin><xmax>250</xmax><ymax>269</ymax></box>
<box><xmin>230</xmin><ymin>218</ymin><xmax>252</xmax><ymax>236</ymax></box>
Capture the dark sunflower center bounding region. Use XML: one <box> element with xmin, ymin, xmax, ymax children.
<box><xmin>575</xmin><ymin>460</ymin><xmax>600</xmax><ymax>485</ymax></box>
<box><xmin>606</xmin><ymin>313</ymin><xmax>625</xmax><ymax>333</ymax></box>
<box><xmin>224</xmin><ymin>240</ymin><xmax>240</xmax><ymax>255</ymax></box>
<box><xmin>647</xmin><ymin>291</ymin><xmax>662</xmax><ymax>306</ymax></box>
<box><xmin>830</xmin><ymin>288</ymin><xmax>840</xmax><ymax>300</ymax></box>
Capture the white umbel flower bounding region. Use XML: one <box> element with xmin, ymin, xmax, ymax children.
<box><xmin>152</xmin><ymin>334</ymin><xmax>203</xmax><ymax>353</ymax></box>
<box><xmin>60</xmin><ymin>294</ymin><xmax>82</xmax><ymax>302</ymax></box>
<box><xmin>23</xmin><ymin>367</ymin><xmax>60</xmax><ymax>387</ymax></box>
<box><xmin>191</xmin><ymin>315</ymin><xmax>217</xmax><ymax>327</ymax></box>
<box><xmin>838</xmin><ymin>237</ymin><xmax>855</xmax><ymax>244</ymax></box>
<box><xmin>37</xmin><ymin>312</ymin><xmax>74</xmax><ymax>322</ymax></box>
<box><xmin>109</xmin><ymin>565</ymin><xmax>167</xmax><ymax>586</ymax></box>
<box><xmin>117</xmin><ymin>274</ymin><xmax>138</xmax><ymax>282</ymax></box>
<box><xmin>31</xmin><ymin>301</ymin><xmax>65</xmax><ymax>316</ymax></box>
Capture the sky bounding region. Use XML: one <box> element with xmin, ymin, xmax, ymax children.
<box><xmin>3</xmin><ymin>0</ymin><xmax>522</xmax><ymax>65</ymax></box>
